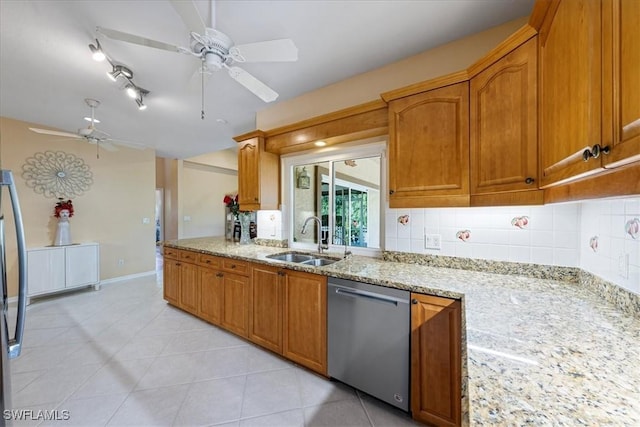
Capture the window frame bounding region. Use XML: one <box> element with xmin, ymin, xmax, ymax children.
<box><xmin>281</xmin><ymin>139</ymin><xmax>387</xmax><ymax>257</ymax></box>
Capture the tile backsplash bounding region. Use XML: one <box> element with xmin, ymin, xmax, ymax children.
<box><xmin>579</xmin><ymin>198</ymin><xmax>640</xmax><ymax>294</ymax></box>
<box><xmin>385</xmin><ymin>204</ymin><xmax>580</xmax><ymax>267</ymax></box>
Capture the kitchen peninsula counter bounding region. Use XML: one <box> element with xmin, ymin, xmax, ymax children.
<box><xmin>164</xmin><ymin>237</ymin><xmax>640</xmax><ymax>426</ymax></box>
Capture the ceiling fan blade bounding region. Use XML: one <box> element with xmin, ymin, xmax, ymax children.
<box><xmin>108</xmin><ymin>139</ymin><xmax>147</xmax><ymax>150</ymax></box>
<box><xmin>225</xmin><ymin>65</ymin><xmax>278</xmax><ymax>102</ymax></box>
<box><xmin>97</xmin><ymin>26</ymin><xmax>182</xmax><ymax>53</ymax></box>
<box><xmin>232</xmin><ymin>39</ymin><xmax>298</xmax><ymax>63</ymax></box>
<box><xmin>169</xmin><ymin>0</ymin><xmax>206</xmax><ymax>35</ymax></box>
<box><xmin>29</xmin><ymin>127</ymin><xmax>80</xmax><ymax>139</ymax></box>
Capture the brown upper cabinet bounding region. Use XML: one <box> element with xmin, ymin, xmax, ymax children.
<box><xmin>387</xmin><ymin>81</ymin><xmax>470</xmax><ymax>208</ymax></box>
<box><xmin>234</xmin><ymin>131</ymin><xmax>280</xmax><ymax>211</ymax></box>
<box><xmin>601</xmin><ymin>0</ymin><xmax>640</xmax><ymax>169</ymax></box>
<box><xmin>537</xmin><ymin>0</ymin><xmax>639</xmax><ymax>187</ymax></box>
<box><xmin>470</xmin><ymin>36</ymin><xmax>542</xmax><ymax>204</ymax></box>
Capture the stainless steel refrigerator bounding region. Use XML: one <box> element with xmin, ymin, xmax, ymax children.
<box><xmin>0</xmin><ymin>170</ymin><xmax>27</xmax><ymax>425</ymax></box>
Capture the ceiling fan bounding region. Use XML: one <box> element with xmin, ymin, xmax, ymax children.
<box><xmin>96</xmin><ymin>0</ymin><xmax>298</xmax><ymax>103</ymax></box>
<box><xmin>29</xmin><ymin>98</ymin><xmax>145</xmax><ymax>156</ymax></box>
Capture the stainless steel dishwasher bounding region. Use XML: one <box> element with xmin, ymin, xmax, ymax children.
<box><xmin>328</xmin><ymin>277</ymin><xmax>410</xmax><ymax>411</ymax></box>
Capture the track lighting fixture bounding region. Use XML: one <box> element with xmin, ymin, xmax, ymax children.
<box><xmin>88</xmin><ymin>39</ymin><xmax>150</xmax><ymax>110</ymax></box>
<box><xmin>106</xmin><ymin>65</ymin><xmax>133</xmax><ymax>82</ymax></box>
<box><xmin>88</xmin><ymin>39</ymin><xmax>105</xmax><ymax>62</ymax></box>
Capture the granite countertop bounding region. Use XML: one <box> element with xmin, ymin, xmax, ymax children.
<box><xmin>164</xmin><ymin>237</ymin><xmax>640</xmax><ymax>426</ymax></box>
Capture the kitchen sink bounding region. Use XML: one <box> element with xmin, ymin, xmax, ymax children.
<box><xmin>267</xmin><ymin>252</ymin><xmax>314</xmax><ymax>263</ymax></box>
<box><xmin>266</xmin><ymin>252</ymin><xmax>339</xmax><ymax>267</ymax></box>
<box><xmin>301</xmin><ymin>258</ymin><xmax>337</xmax><ymax>267</ymax></box>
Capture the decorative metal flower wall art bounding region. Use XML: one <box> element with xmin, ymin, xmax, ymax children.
<box><xmin>22</xmin><ymin>151</ymin><xmax>93</xmax><ymax>198</ymax></box>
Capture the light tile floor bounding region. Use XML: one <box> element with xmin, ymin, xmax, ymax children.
<box><xmin>7</xmin><ymin>254</ymin><xmax>420</xmax><ymax>426</ymax></box>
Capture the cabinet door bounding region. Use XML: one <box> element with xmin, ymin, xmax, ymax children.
<box><xmin>283</xmin><ymin>270</ymin><xmax>327</xmax><ymax>375</ymax></box>
<box><xmin>65</xmin><ymin>244</ymin><xmax>98</xmax><ymax>288</ymax></box>
<box><xmin>27</xmin><ymin>248</ymin><xmax>65</xmax><ymax>296</ymax></box>
<box><xmin>471</xmin><ymin>37</ymin><xmax>538</xmax><ymax>195</ymax></box>
<box><xmin>238</xmin><ymin>139</ymin><xmax>260</xmax><ymax>209</ymax></box>
<box><xmin>249</xmin><ymin>264</ymin><xmax>283</xmax><ymax>353</ymax></box>
<box><xmin>199</xmin><ymin>268</ymin><xmax>224</xmax><ymax>326</ymax></box>
<box><xmin>179</xmin><ymin>262</ymin><xmax>199</xmax><ymax>315</ymax></box>
<box><xmin>388</xmin><ymin>82</ymin><xmax>470</xmax><ymax>207</ymax></box>
<box><xmin>602</xmin><ymin>0</ymin><xmax>640</xmax><ymax>168</ymax></box>
<box><xmin>539</xmin><ymin>0</ymin><xmax>603</xmax><ymax>186</ymax></box>
<box><xmin>222</xmin><ymin>273</ymin><xmax>250</xmax><ymax>338</ymax></box>
<box><xmin>163</xmin><ymin>259</ymin><xmax>180</xmax><ymax>306</ymax></box>
<box><xmin>411</xmin><ymin>293</ymin><xmax>461</xmax><ymax>427</ymax></box>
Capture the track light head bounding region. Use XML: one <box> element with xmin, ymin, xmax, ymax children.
<box><xmin>136</xmin><ymin>98</ymin><xmax>147</xmax><ymax>110</ymax></box>
<box><xmin>125</xmin><ymin>84</ymin><xmax>138</xmax><ymax>98</ymax></box>
<box><xmin>89</xmin><ymin>39</ymin><xmax>105</xmax><ymax>61</ymax></box>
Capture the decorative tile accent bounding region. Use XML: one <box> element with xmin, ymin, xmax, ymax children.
<box><xmin>511</xmin><ymin>216</ymin><xmax>529</xmax><ymax>229</ymax></box>
<box><xmin>398</xmin><ymin>215</ymin><xmax>409</xmax><ymax>225</ymax></box>
<box><xmin>589</xmin><ymin>236</ymin><xmax>599</xmax><ymax>252</ymax></box>
<box><xmin>625</xmin><ymin>218</ymin><xmax>639</xmax><ymax>239</ymax></box>
<box><xmin>456</xmin><ymin>230</ymin><xmax>471</xmax><ymax>242</ymax></box>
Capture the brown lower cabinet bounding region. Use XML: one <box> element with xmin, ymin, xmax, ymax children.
<box><xmin>162</xmin><ymin>248</ymin><xmax>328</xmax><ymax>376</ymax></box>
<box><xmin>411</xmin><ymin>293</ymin><xmax>462</xmax><ymax>427</ymax></box>
<box><xmin>282</xmin><ymin>269</ymin><xmax>327</xmax><ymax>375</ymax></box>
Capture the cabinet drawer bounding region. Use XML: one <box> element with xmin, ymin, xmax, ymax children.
<box><xmin>222</xmin><ymin>259</ymin><xmax>248</xmax><ymax>275</ymax></box>
<box><xmin>198</xmin><ymin>253</ymin><xmax>222</xmax><ymax>268</ymax></box>
<box><xmin>164</xmin><ymin>247</ymin><xmax>179</xmax><ymax>259</ymax></box>
<box><xmin>178</xmin><ymin>250</ymin><xmax>199</xmax><ymax>263</ymax></box>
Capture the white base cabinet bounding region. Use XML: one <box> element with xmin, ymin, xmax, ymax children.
<box><xmin>27</xmin><ymin>243</ymin><xmax>100</xmax><ymax>299</ymax></box>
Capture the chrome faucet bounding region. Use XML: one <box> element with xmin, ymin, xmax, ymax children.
<box><xmin>301</xmin><ymin>216</ymin><xmax>328</xmax><ymax>254</ymax></box>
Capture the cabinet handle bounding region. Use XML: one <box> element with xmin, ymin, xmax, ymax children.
<box><xmin>277</xmin><ymin>271</ymin><xmax>285</xmax><ymax>277</ymax></box>
<box><xmin>175</xmin><ymin>262</ymin><xmax>181</xmax><ymax>266</ymax></box>
<box><xmin>583</xmin><ymin>144</ymin><xmax>611</xmax><ymax>162</ymax></box>
<box><xmin>230</xmin><ymin>264</ymin><xmax>236</xmax><ymax>269</ymax></box>
<box><xmin>254</xmin><ymin>197</ymin><xmax>259</xmax><ymax>201</ymax></box>
<box><xmin>205</xmin><ymin>260</ymin><xmax>211</xmax><ymax>264</ymax></box>
<box><xmin>525</xmin><ymin>177</ymin><xmax>535</xmax><ymax>185</ymax></box>
<box><xmin>411</xmin><ymin>298</ymin><xmax>418</xmax><ymax>305</ymax></box>
<box><xmin>216</xmin><ymin>272</ymin><xmax>223</xmax><ymax>278</ymax></box>
<box><xmin>591</xmin><ymin>144</ymin><xmax>610</xmax><ymax>158</ymax></box>
<box><xmin>389</xmin><ymin>190</ymin><xmax>395</xmax><ymax>195</ymax></box>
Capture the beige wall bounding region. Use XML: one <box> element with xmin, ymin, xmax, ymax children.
<box><xmin>0</xmin><ymin>117</ymin><xmax>156</xmax><ymax>296</ymax></box>
<box><xmin>181</xmin><ymin>161</ymin><xmax>238</xmax><ymax>238</ymax></box>
<box><xmin>257</xmin><ymin>17</ymin><xmax>527</xmax><ymax>129</ymax></box>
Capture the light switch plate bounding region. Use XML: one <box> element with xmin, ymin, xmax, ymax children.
<box><xmin>617</xmin><ymin>253</ymin><xmax>629</xmax><ymax>279</ymax></box>
<box><xmin>425</xmin><ymin>234</ymin><xmax>441</xmax><ymax>250</ymax></box>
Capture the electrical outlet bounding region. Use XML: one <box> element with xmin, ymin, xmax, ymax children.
<box><xmin>617</xmin><ymin>253</ymin><xmax>629</xmax><ymax>279</ymax></box>
<box><xmin>118</xmin><ymin>259</ymin><xmax>125</xmax><ymax>267</ymax></box>
<box><xmin>425</xmin><ymin>234</ymin><xmax>441</xmax><ymax>250</ymax></box>
<box><xmin>183</xmin><ymin>216</ymin><xmax>192</xmax><ymax>222</ymax></box>
<box><xmin>142</xmin><ymin>217</ymin><xmax>150</xmax><ymax>224</ymax></box>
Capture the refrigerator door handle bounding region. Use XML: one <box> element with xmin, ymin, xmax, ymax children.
<box><xmin>4</xmin><ymin>172</ymin><xmax>27</xmax><ymax>359</ymax></box>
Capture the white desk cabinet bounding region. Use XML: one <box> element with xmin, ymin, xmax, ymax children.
<box><xmin>27</xmin><ymin>243</ymin><xmax>100</xmax><ymax>299</ymax></box>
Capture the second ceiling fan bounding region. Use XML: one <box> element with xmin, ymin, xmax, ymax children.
<box><xmin>97</xmin><ymin>0</ymin><xmax>298</xmax><ymax>103</ymax></box>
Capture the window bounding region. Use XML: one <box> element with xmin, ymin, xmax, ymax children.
<box><xmin>283</xmin><ymin>141</ymin><xmax>385</xmax><ymax>253</ymax></box>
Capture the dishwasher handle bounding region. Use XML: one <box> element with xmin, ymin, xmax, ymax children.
<box><xmin>332</xmin><ymin>286</ymin><xmax>409</xmax><ymax>306</ymax></box>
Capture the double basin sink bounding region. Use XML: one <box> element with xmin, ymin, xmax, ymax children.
<box><xmin>266</xmin><ymin>251</ymin><xmax>339</xmax><ymax>267</ymax></box>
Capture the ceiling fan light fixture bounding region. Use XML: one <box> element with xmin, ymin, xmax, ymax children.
<box><xmin>89</xmin><ymin>39</ymin><xmax>105</xmax><ymax>62</ymax></box>
<box><xmin>83</xmin><ymin>117</ymin><xmax>100</xmax><ymax>123</ymax></box>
